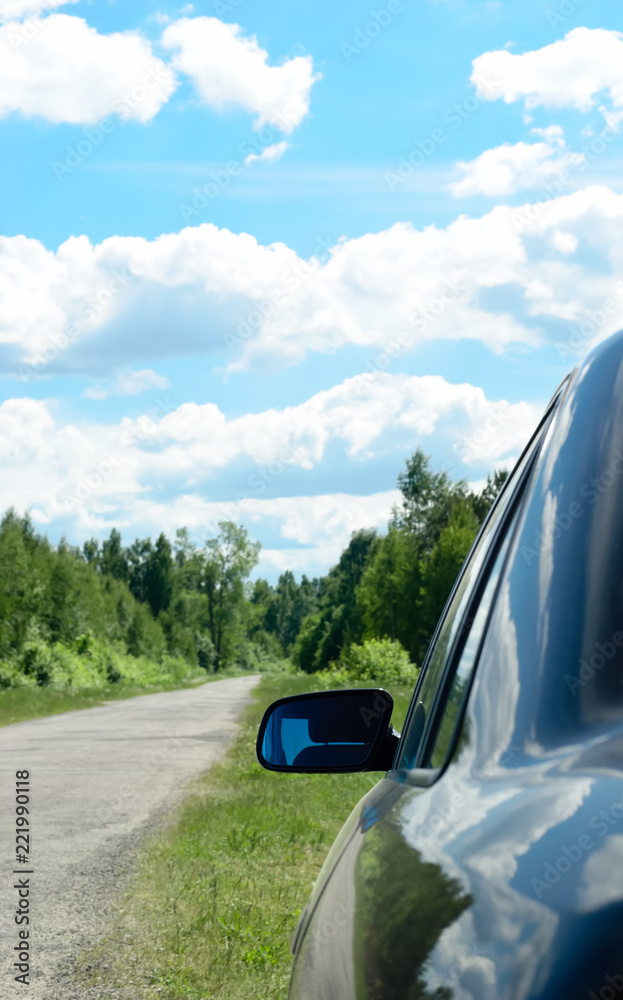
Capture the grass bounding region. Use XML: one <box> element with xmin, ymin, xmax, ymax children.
<box><xmin>80</xmin><ymin>673</ymin><xmax>413</xmax><ymax>1000</ymax></box>
<box><xmin>0</xmin><ymin>669</ymin><xmax>260</xmax><ymax>728</ymax></box>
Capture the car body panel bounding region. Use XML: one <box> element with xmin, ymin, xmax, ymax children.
<box><xmin>288</xmin><ymin>331</ymin><xmax>623</xmax><ymax>999</ymax></box>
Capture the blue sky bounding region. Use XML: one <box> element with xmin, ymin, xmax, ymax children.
<box><xmin>1</xmin><ymin>0</ymin><xmax>623</xmax><ymax>578</ymax></box>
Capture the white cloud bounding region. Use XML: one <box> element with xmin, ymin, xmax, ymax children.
<box><xmin>450</xmin><ymin>130</ymin><xmax>585</xmax><ymax>198</ymax></box>
<box><xmin>0</xmin><ymin>14</ymin><xmax>176</xmax><ymax>124</ymax></box>
<box><xmin>125</xmin><ymin>373</ymin><xmax>537</xmax><ymax>479</ymax></box>
<box><xmin>0</xmin><ymin>0</ymin><xmax>76</xmax><ymax>22</ymax></box>
<box><xmin>6</xmin><ymin>186</ymin><xmax>623</xmax><ymax>376</ymax></box>
<box><xmin>579</xmin><ymin>836</ymin><xmax>623</xmax><ymax>912</ymax></box>
<box><xmin>83</xmin><ymin>369</ymin><xmax>170</xmax><ymax>401</ymax></box>
<box><xmin>161</xmin><ymin>17</ymin><xmax>318</xmax><ymax>132</ymax></box>
<box><xmin>472</xmin><ymin>27</ymin><xmax>623</xmax><ymax>113</ymax></box>
<box><xmin>0</xmin><ymin>11</ymin><xmax>317</xmax><ymax>130</ymax></box>
<box><xmin>244</xmin><ymin>140</ymin><xmax>289</xmax><ymax>166</ymax></box>
<box><xmin>549</xmin><ymin>230</ymin><xmax>578</xmax><ymax>255</ymax></box>
<box><xmin>0</xmin><ymin>376</ymin><xmax>539</xmax><ymax>568</ymax></box>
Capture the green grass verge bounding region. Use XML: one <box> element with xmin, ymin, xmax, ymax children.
<box><xmin>0</xmin><ymin>670</ymin><xmax>261</xmax><ymax>728</ymax></box>
<box><xmin>80</xmin><ymin>673</ymin><xmax>413</xmax><ymax>1000</ymax></box>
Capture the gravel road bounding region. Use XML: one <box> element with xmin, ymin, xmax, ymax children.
<box><xmin>0</xmin><ymin>675</ymin><xmax>261</xmax><ymax>998</ymax></box>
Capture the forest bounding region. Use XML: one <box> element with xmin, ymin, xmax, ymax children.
<box><xmin>0</xmin><ymin>449</ymin><xmax>507</xmax><ymax>692</ymax></box>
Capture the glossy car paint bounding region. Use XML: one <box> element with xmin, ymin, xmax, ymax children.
<box><xmin>287</xmin><ymin>331</ymin><xmax>623</xmax><ymax>1000</ymax></box>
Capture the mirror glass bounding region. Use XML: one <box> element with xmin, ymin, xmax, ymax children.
<box><xmin>258</xmin><ymin>690</ymin><xmax>392</xmax><ymax>770</ymax></box>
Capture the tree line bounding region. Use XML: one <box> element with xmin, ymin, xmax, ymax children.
<box><xmin>291</xmin><ymin>451</ymin><xmax>507</xmax><ymax>672</ymax></box>
<box><xmin>0</xmin><ymin>449</ymin><xmax>507</xmax><ymax>689</ymax></box>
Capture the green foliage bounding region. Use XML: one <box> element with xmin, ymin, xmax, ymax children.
<box><xmin>0</xmin><ymin>512</ymin><xmax>264</xmax><ymax>692</ymax></box>
<box><xmin>291</xmin><ymin>611</ymin><xmax>325</xmax><ymax>673</ymax></box>
<box><xmin>393</xmin><ymin>448</ymin><xmax>468</xmax><ymax>548</ymax></box>
<box><xmin>0</xmin><ymin>625</ymin><xmax>195</xmax><ymax>693</ymax></box>
<box><xmin>250</xmin><ymin>571</ymin><xmax>319</xmax><ymax>654</ymax></box>
<box><xmin>291</xmin><ymin>530</ymin><xmax>377</xmax><ymax>672</ymax></box>
<box><xmin>295</xmin><ymin>449</ymin><xmax>509</xmax><ymax>673</ymax></box>
<box><xmin>318</xmin><ymin>638</ymin><xmax>418</xmax><ymax>689</ymax></box>
<box><xmin>0</xmin><ymin>511</ymin><xmax>306</xmax><ymax>695</ymax></box>
<box><xmin>0</xmin><ymin>446</ymin><xmax>508</xmax><ymax>701</ymax></box>
<box><xmin>419</xmin><ymin>501</ymin><xmax>480</xmax><ymax>640</ymax></box>
<box><xmin>354</xmin><ymin>821</ymin><xmax>472</xmax><ymax>998</ymax></box>
<box><xmin>203</xmin><ymin>521</ymin><xmax>261</xmax><ymax>670</ymax></box>
<box><xmin>355</xmin><ymin>526</ymin><xmax>421</xmax><ymax>658</ymax></box>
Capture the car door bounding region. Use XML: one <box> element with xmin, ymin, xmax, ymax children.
<box><xmin>288</xmin><ymin>390</ymin><xmax>565</xmax><ymax>1000</ymax></box>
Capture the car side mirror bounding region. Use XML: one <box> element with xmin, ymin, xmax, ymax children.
<box><xmin>256</xmin><ymin>689</ymin><xmax>399</xmax><ymax>773</ymax></box>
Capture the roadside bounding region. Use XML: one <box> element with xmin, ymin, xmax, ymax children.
<box><xmin>0</xmin><ymin>667</ymin><xmax>273</xmax><ymax>728</ymax></box>
<box><xmin>0</xmin><ymin>674</ymin><xmax>260</xmax><ymax>999</ymax></box>
<box><xmin>79</xmin><ymin>674</ymin><xmax>413</xmax><ymax>1000</ymax></box>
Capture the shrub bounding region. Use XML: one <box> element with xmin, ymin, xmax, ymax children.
<box><xmin>0</xmin><ymin>629</ymin><xmax>197</xmax><ymax>691</ymax></box>
<box><xmin>318</xmin><ymin>637</ymin><xmax>418</xmax><ymax>689</ymax></box>
<box><xmin>0</xmin><ymin>659</ymin><xmax>37</xmax><ymax>690</ymax></box>
<box><xmin>234</xmin><ymin>640</ymin><xmax>293</xmax><ymax>675</ymax></box>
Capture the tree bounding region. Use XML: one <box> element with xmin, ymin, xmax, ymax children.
<box><xmin>292</xmin><ymin>530</ymin><xmax>377</xmax><ymax>672</ymax></box>
<box><xmin>47</xmin><ymin>549</ymin><xmax>77</xmax><ymax>643</ymax></box>
<box><xmin>469</xmin><ymin>468</ymin><xmax>510</xmax><ymax>522</ymax></box>
<box><xmin>202</xmin><ymin>522</ymin><xmax>261</xmax><ymax>671</ymax></box>
<box><xmin>393</xmin><ymin>448</ymin><xmax>468</xmax><ymax>552</ymax></box>
<box><xmin>83</xmin><ymin>538</ymin><xmax>99</xmax><ymax>564</ymax></box>
<box><xmin>419</xmin><ymin>501</ymin><xmax>480</xmax><ymax>643</ymax></box>
<box><xmin>100</xmin><ymin>529</ymin><xmax>129</xmax><ymax>581</ymax></box>
<box><xmin>144</xmin><ymin>533</ymin><xmax>174</xmax><ymax>617</ymax></box>
<box><xmin>356</xmin><ymin>527</ymin><xmax>410</xmax><ymax>642</ymax></box>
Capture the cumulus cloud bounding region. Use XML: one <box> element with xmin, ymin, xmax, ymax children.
<box><xmin>161</xmin><ymin>17</ymin><xmax>318</xmax><ymax>132</ymax></box>
<box><xmin>0</xmin><ymin>375</ymin><xmax>539</xmax><ymax>565</ymax></box>
<box><xmin>450</xmin><ymin>128</ymin><xmax>585</xmax><ymax>198</ymax></box>
<box><xmin>0</xmin><ymin>13</ymin><xmax>317</xmax><ymax>131</ymax></box>
<box><xmin>472</xmin><ymin>27</ymin><xmax>623</xmax><ymax>113</ymax></box>
<box><xmin>244</xmin><ymin>140</ymin><xmax>288</xmax><ymax>165</ymax></box>
<box><xmin>0</xmin><ymin>14</ymin><xmax>176</xmax><ymax>124</ymax></box>
<box><xmin>5</xmin><ymin>187</ymin><xmax>623</xmax><ymax>376</ymax></box>
<box><xmin>83</xmin><ymin>369</ymin><xmax>170</xmax><ymax>401</ymax></box>
<box><xmin>125</xmin><ymin>373</ymin><xmax>537</xmax><ymax>479</ymax></box>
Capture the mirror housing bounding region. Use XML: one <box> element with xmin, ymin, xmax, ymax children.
<box><xmin>256</xmin><ymin>689</ymin><xmax>399</xmax><ymax>773</ymax></box>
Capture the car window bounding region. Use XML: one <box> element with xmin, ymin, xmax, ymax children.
<box><xmin>395</xmin><ymin>391</ymin><xmax>563</xmax><ymax>774</ymax></box>
<box><xmin>426</xmin><ymin>522</ymin><xmax>514</xmax><ymax>768</ymax></box>
<box><xmin>395</xmin><ymin>485</ymin><xmax>516</xmax><ymax>771</ymax></box>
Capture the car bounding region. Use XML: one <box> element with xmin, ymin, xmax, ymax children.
<box><xmin>256</xmin><ymin>328</ymin><xmax>623</xmax><ymax>1000</ymax></box>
